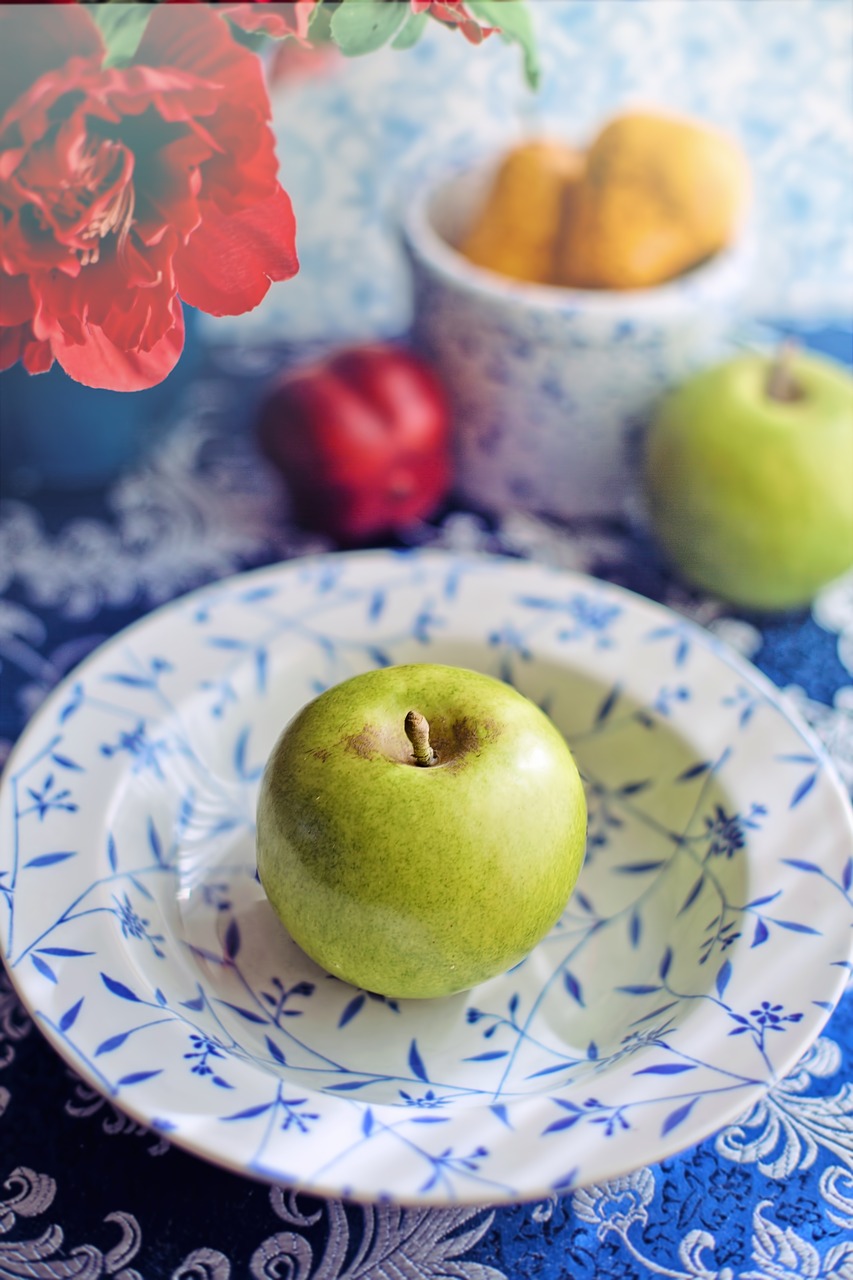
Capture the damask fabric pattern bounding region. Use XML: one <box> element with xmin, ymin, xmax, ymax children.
<box><xmin>0</xmin><ymin>324</ymin><xmax>852</xmax><ymax>1277</ymax></box>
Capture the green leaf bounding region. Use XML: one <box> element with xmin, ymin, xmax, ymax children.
<box><xmin>392</xmin><ymin>9</ymin><xmax>429</xmax><ymax>51</ymax></box>
<box><xmin>90</xmin><ymin>4</ymin><xmax>153</xmax><ymax>67</ymax></box>
<box><xmin>308</xmin><ymin>1</ymin><xmax>336</xmax><ymax>45</ymax></box>
<box><xmin>330</xmin><ymin>0</ymin><xmax>408</xmax><ymax>57</ymax></box>
<box><xmin>469</xmin><ymin>0</ymin><xmax>541</xmax><ymax>91</ymax></box>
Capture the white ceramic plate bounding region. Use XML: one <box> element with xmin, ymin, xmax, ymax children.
<box><xmin>1</xmin><ymin>550</ymin><xmax>851</xmax><ymax>1206</ymax></box>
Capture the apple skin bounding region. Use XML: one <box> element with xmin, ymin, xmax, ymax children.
<box><xmin>644</xmin><ymin>351</ymin><xmax>853</xmax><ymax>610</ymax></box>
<box><xmin>256</xmin><ymin>664</ymin><xmax>587</xmax><ymax>999</ymax></box>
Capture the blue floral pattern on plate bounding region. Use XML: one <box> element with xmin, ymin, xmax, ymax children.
<box><xmin>1</xmin><ymin>549</ymin><xmax>851</xmax><ymax>1205</ymax></box>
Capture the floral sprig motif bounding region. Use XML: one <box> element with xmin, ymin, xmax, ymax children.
<box><xmin>112</xmin><ymin>893</ymin><xmax>166</xmax><ymax>960</ymax></box>
<box><xmin>704</xmin><ymin>803</ymin><xmax>767</xmax><ymax>859</ymax></box>
<box><xmin>728</xmin><ymin>1001</ymin><xmax>804</xmax><ymax>1056</ymax></box>
<box><xmin>21</xmin><ymin>774</ymin><xmax>78</xmax><ymax>822</ymax></box>
<box><xmin>184</xmin><ymin>1032</ymin><xmax>232</xmax><ymax>1089</ymax></box>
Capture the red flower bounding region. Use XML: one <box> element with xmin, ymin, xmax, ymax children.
<box><xmin>0</xmin><ymin>5</ymin><xmax>298</xmax><ymax>391</ymax></box>
<box><xmin>165</xmin><ymin>1</ymin><xmax>319</xmax><ymax>42</ymax></box>
<box><xmin>410</xmin><ymin>0</ymin><xmax>498</xmax><ymax>44</ymax></box>
<box><xmin>219</xmin><ymin>2</ymin><xmax>318</xmax><ymax>41</ymax></box>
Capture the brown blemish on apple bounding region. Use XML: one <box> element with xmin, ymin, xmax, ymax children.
<box><xmin>429</xmin><ymin>716</ymin><xmax>480</xmax><ymax>761</ymax></box>
<box><xmin>345</xmin><ymin>725</ymin><xmax>387</xmax><ymax>761</ymax></box>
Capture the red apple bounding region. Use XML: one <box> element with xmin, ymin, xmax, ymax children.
<box><xmin>256</xmin><ymin>344</ymin><xmax>452</xmax><ymax>543</ymax></box>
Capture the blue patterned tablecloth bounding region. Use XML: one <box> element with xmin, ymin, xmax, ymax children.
<box><xmin>0</xmin><ymin>322</ymin><xmax>851</xmax><ymax>1278</ymax></box>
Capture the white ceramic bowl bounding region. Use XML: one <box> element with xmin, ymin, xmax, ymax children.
<box><xmin>401</xmin><ymin>158</ymin><xmax>753</xmax><ymax>521</ymax></box>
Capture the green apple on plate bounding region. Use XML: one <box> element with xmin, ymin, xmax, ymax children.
<box><xmin>644</xmin><ymin>346</ymin><xmax>853</xmax><ymax>611</ymax></box>
<box><xmin>256</xmin><ymin>663</ymin><xmax>588</xmax><ymax>999</ymax></box>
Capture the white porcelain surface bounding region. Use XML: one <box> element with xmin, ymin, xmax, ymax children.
<box><xmin>1</xmin><ymin>550</ymin><xmax>851</xmax><ymax>1205</ymax></box>
<box><xmin>402</xmin><ymin>162</ymin><xmax>752</xmax><ymax>521</ymax></box>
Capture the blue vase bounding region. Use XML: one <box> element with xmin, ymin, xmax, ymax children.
<box><xmin>0</xmin><ymin>308</ymin><xmax>201</xmax><ymax>494</ymax></box>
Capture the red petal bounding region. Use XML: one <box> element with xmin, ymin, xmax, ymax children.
<box><xmin>0</xmin><ymin>273</ymin><xmax>34</xmax><ymax>326</ymax></box>
<box><xmin>95</xmin><ymin>63</ymin><xmax>220</xmax><ymax>126</ymax></box>
<box><xmin>0</xmin><ymin>321</ymin><xmax>52</xmax><ymax>374</ymax></box>
<box><xmin>23</xmin><ymin>336</ymin><xmax>54</xmax><ymax>374</ymax></box>
<box><xmin>196</xmin><ymin>110</ymin><xmax>280</xmax><ymax>219</ymax></box>
<box><xmin>267</xmin><ymin>39</ymin><xmax>341</xmax><ymax>87</ymax></box>
<box><xmin>53</xmin><ymin>297</ymin><xmax>185</xmax><ymax>391</ymax></box>
<box><xmin>135</xmin><ymin>4</ymin><xmax>271</xmax><ymax>120</ymax></box>
<box><xmin>175</xmin><ymin>185</ymin><xmax>298</xmax><ymax>316</ymax></box>
<box><xmin>132</xmin><ymin>130</ymin><xmax>208</xmax><ymax>245</ymax></box>
<box><xmin>221</xmin><ymin>3</ymin><xmax>317</xmax><ymax>41</ymax></box>
<box><xmin>101</xmin><ymin>249</ymin><xmax>179</xmax><ymax>354</ymax></box>
<box><xmin>426</xmin><ymin>1</ymin><xmax>497</xmax><ymax>40</ymax></box>
<box><xmin>0</xmin><ymin>322</ymin><xmax>26</xmax><ymax>371</ymax></box>
<box><xmin>133</xmin><ymin>7</ymin><xmax>282</xmax><ymax>218</ymax></box>
<box><xmin>0</xmin><ymin>57</ymin><xmax>112</xmax><ymax>167</ymax></box>
<box><xmin>0</xmin><ymin>7</ymin><xmax>104</xmax><ymax>124</ymax></box>
<box><xmin>34</xmin><ymin>232</ymin><xmax>179</xmax><ymax>354</ymax></box>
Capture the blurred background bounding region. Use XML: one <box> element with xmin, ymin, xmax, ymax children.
<box><xmin>210</xmin><ymin>0</ymin><xmax>853</xmax><ymax>347</ymax></box>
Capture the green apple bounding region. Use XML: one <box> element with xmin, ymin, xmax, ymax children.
<box><xmin>256</xmin><ymin>663</ymin><xmax>587</xmax><ymax>998</ymax></box>
<box><xmin>644</xmin><ymin>348</ymin><xmax>853</xmax><ymax>610</ymax></box>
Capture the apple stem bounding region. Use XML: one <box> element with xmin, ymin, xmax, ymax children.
<box><xmin>766</xmin><ymin>339</ymin><xmax>803</xmax><ymax>403</ymax></box>
<box><xmin>405</xmin><ymin>710</ymin><xmax>436</xmax><ymax>767</ymax></box>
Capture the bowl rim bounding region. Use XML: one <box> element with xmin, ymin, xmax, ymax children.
<box><xmin>399</xmin><ymin>152</ymin><xmax>753</xmax><ymax>318</ymax></box>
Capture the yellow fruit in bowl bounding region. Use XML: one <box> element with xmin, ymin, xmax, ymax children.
<box><xmin>557</xmin><ymin>111</ymin><xmax>750</xmax><ymax>290</ymax></box>
<box><xmin>460</xmin><ymin>139</ymin><xmax>585</xmax><ymax>285</ymax></box>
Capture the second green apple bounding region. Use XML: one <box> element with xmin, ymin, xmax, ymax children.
<box><xmin>644</xmin><ymin>348</ymin><xmax>853</xmax><ymax>611</ymax></box>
